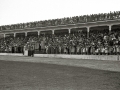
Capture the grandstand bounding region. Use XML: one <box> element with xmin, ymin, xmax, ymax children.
<box><xmin>1</xmin><ymin>11</ymin><xmax>120</xmax><ymax>90</ymax></box>
<box><xmin>0</xmin><ymin>11</ymin><xmax>120</xmax><ymax>60</ymax></box>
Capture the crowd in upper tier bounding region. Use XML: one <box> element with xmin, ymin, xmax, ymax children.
<box><xmin>0</xmin><ymin>11</ymin><xmax>120</xmax><ymax>30</ymax></box>
<box><xmin>0</xmin><ymin>28</ymin><xmax>120</xmax><ymax>55</ymax></box>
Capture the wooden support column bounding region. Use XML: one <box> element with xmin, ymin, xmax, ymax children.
<box><xmin>87</xmin><ymin>27</ymin><xmax>90</xmax><ymax>38</ymax></box>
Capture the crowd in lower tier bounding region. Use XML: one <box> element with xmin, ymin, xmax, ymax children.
<box><xmin>0</xmin><ymin>29</ymin><xmax>120</xmax><ymax>55</ymax></box>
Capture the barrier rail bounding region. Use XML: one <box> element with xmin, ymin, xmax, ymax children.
<box><xmin>0</xmin><ymin>53</ymin><xmax>119</xmax><ymax>61</ymax></box>
<box><xmin>34</xmin><ymin>54</ymin><xmax>119</xmax><ymax>61</ymax></box>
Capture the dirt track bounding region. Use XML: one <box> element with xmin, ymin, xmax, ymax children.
<box><xmin>0</xmin><ymin>55</ymin><xmax>120</xmax><ymax>72</ymax></box>
<box><xmin>0</xmin><ymin>56</ymin><xmax>120</xmax><ymax>90</ymax></box>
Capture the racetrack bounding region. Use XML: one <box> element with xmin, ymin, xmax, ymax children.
<box><xmin>0</xmin><ymin>56</ymin><xmax>120</xmax><ymax>90</ymax></box>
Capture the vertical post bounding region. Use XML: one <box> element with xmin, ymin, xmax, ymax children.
<box><xmin>25</xmin><ymin>32</ymin><xmax>27</xmax><ymax>40</ymax></box>
<box><xmin>14</xmin><ymin>33</ymin><xmax>16</xmax><ymax>38</ymax></box>
<box><xmin>68</xmin><ymin>28</ymin><xmax>71</xmax><ymax>34</ymax></box>
<box><xmin>52</xmin><ymin>30</ymin><xmax>54</xmax><ymax>35</ymax></box>
<box><xmin>4</xmin><ymin>34</ymin><xmax>6</xmax><ymax>40</ymax></box>
<box><xmin>4</xmin><ymin>34</ymin><xmax>6</xmax><ymax>38</ymax></box>
<box><xmin>14</xmin><ymin>33</ymin><xmax>16</xmax><ymax>40</ymax></box>
<box><xmin>52</xmin><ymin>30</ymin><xmax>55</xmax><ymax>37</ymax></box>
<box><xmin>87</xmin><ymin>27</ymin><xmax>90</xmax><ymax>38</ymax></box>
<box><xmin>109</xmin><ymin>25</ymin><xmax>112</xmax><ymax>34</ymax></box>
<box><xmin>68</xmin><ymin>28</ymin><xmax>71</xmax><ymax>54</ymax></box>
<box><xmin>38</xmin><ymin>31</ymin><xmax>40</xmax><ymax>38</ymax></box>
<box><xmin>0</xmin><ymin>26</ymin><xmax>2</xmax><ymax>30</ymax></box>
<box><xmin>25</xmin><ymin>32</ymin><xmax>27</xmax><ymax>37</ymax></box>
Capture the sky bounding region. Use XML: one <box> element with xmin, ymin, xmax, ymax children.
<box><xmin>0</xmin><ymin>0</ymin><xmax>120</xmax><ymax>26</ymax></box>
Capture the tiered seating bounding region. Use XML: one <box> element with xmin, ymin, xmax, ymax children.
<box><xmin>0</xmin><ymin>11</ymin><xmax>120</xmax><ymax>55</ymax></box>
<box><xmin>0</xmin><ymin>11</ymin><xmax>120</xmax><ymax>30</ymax></box>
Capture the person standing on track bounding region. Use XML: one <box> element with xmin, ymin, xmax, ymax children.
<box><xmin>31</xmin><ymin>44</ymin><xmax>35</xmax><ymax>57</ymax></box>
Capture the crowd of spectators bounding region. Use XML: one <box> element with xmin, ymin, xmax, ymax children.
<box><xmin>0</xmin><ymin>11</ymin><xmax>120</xmax><ymax>30</ymax></box>
<box><xmin>0</xmin><ymin>28</ymin><xmax>120</xmax><ymax>55</ymax></box>
<box><xmin>0</xmin><ymin>11</ymin><xmax>120</xmax><ymax>55</ymax></box>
